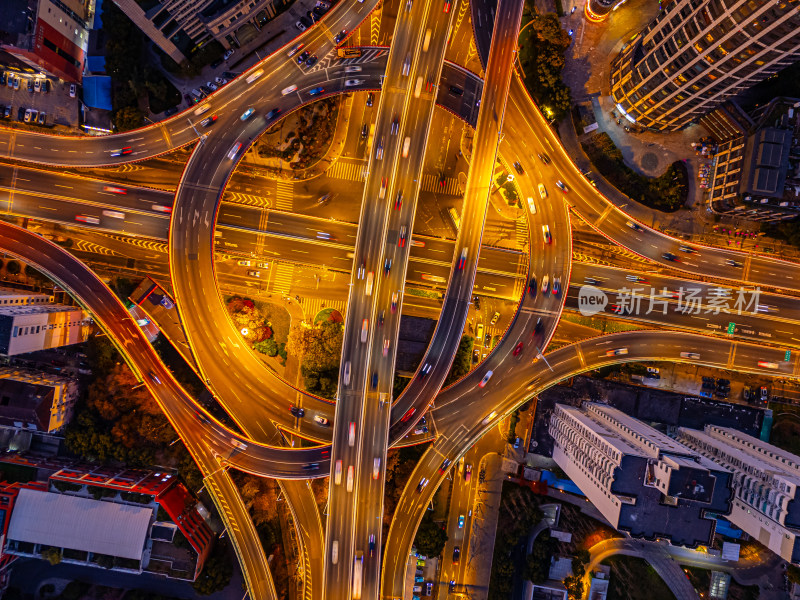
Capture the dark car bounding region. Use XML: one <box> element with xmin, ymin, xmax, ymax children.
<box><xmin>662</xmin><ymin>252</ymin><xmax>679</xmax><ymax>262</ymax></box>
<box><xmin>297</xmin><ymin>51</ymin><xmax>310</xmax><ymax>64</ymax></box>
<box><xmin>369</xmin><ymin>534</ymin><xmax>376</xmax><ymax>556</ymax></box>
<box><xmin>537</xmin><ymin>152</ymin><xmax>550</xmax><ymax>165</ymax></box>
<box><xmin>449</xmin><ymin>85</ymin><xmax>463</xmax><ymax>96</ymax></box>
<box><xmin>334</xmin><ymin>29</ymin><xmax>347</xmax><ymax>44</ymax></box>
<box><xmin>449</xmin><ymin>581</ymin><xmax>456</xmax><ymax>592</ymax></box>
<box><xmin>513</xmin><ymin>161</ymin><xmax>524</xmax><ymax>174</ymax></box>
<box><xmin>184</xmin><ymin>93</ymin><xmax>195</xmax><ymax>105</ymax></box>
<box><xmin>527</xmin><ymin>277</ymin><xmax>537</xmax><ymax>297</ymax></box>
<box><xmin>290</xmin><ymin>406</ymin><xmax>305</xmax><ymax>417</ymax></box>
<box><xmin>266</xmin><ymin>108</ymin><xmax>281</xmax><ymax>120</ymax></box>
<box><xmin>164</xmin><ymin>106</ymin><xmax>179</xmax><ymax>116</ymax></box>
<box><xmin>484</xmin><ymin>333</ymin><xmax>491</xmax><ymax>346</ymax></box>
<box><xmin>453</xmin><ymin>546</ymin><xmax>460</xmax><ymax>564</ymax></box>
<box><xmin>300</xmin><ymin>15</ymin><xmax>312</xmax><ymax>27</ymax></box>
<box><xmin>305</xmin><ymin>55</ymin><xmax>318</xmax><ymax>67</ymax></box>
<box><xmin>371</xmin><ymin>372</ymin><xmax>378</xmax><ymax>389</ymax></box>
<box><xmin>211</xmin><ymin>58</ymin><xmax>224</xmax><ymax>68</ymax></box>
<box><xmin>534</xmin><ymin>318</ymin><xmax>543</xmax><ymax>334</ymax></box>
<box><xmin>366</xmin><ymin>93</ymin><xmax>374</xmax><ymax>107</ymax></box>
<box><xmin>303</xmin><ymin>463</ymin><xmax>319</xmax><ymax>470</ymax></box>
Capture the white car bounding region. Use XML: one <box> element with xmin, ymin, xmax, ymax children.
<box><xmin>347</xmin><ymin>465</ymin><xmax>354</xmax><ymax>491</ymax></box>
<box><xmin>344</xmin><ymin>66</ymin><xmax>362</xmax><ymax>73</ymax></box>
<box><xmin>345</xmin><ymin>79</ymin><xmax>364</xmax><ymax>87</ymax></box>
<box><xmin>237</xmin><ymin>260</ymin><xmax>251</xmax><ymax>266</ymax></box>
<box><xmin>402</xmin><ymin>54</ymin><xmax>411</xmax><ymax>75</ymax></box>
<box><xmin>334</xmin><ymin>460</ymin><xmax>343</xmax><ymax>484</ymax></box>
<box><xmin>313</xmin><ymin>415</ymin><xmax>329</xmax><ymax>426</ymax></box>
<box><xmin>373</xmin><ymin>457</ymin><xmax>381</xmax><ymax>479</ymax></box>
<box><xmin>231</xmin><ymin>438</ymin><xmax>248</xmax><ymax>451</ymax></box>
<box><xmin>526</xmin><ymin>196</ymin><xmax>536</xmax><ymax>214</ymax></box>
<box><xmin>206</xmin><ymin>81</ymin><xmax>218</xmax><ymax>91</ymax></box>
<box><xmin>538</xmin><ymin>183</ymin><xmax>547</xmax><ymax>199</ymax></box>
<box><xmin>223</xmin><ymin>49</ymin><xmax>235</xmax><ymax>60</ymax></box>
<box><xmin>69</xmin><ymin>83</ymin><xmax>76</xmax><ymax>98</ymax></box>
<box><xmin>281</xmin><ymin>84</ymin><xmax>298</xmax><ymax>96</ymax></box>
<box><xmin>361</xmin><ymin>319</ymin><xmax>369</xmax><ymax>342</ymax></box>
<box><xmin>296</xmin><ymin>20</ymin><xmax>307</xmax><ymax>31</ymax></box>
<box><xmin>228</xmin><ymin>141</ymin><xmax>242</xmax><ymax>160</ymax></box>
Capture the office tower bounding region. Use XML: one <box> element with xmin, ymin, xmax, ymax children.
<box><xmin>548</xmin><ymin>403</ymin><xmax>733</xmax><ymax>546</ymax></box>
<box><xmin>610</xmin><ymin>0</ymin><xmax>800</xmax><ymax>132</ymax></box>
<box><xmin>678</xmin><ymin>425</ymin><xmax>800</xmax><ymax>564</ymax></box>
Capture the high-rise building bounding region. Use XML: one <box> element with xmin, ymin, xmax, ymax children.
<box><xmin>112</xmin><ymin>0</ymin><xmax>284</xmax><ymax>63</ymax></box>
<box><xmin>610</xmin><ymin>0</ymin><xmax>800</xmax><ymax>132</ymax></box>
<box><xmin>548</xmin><ymin>403</ymin><xmax>733</xmax><ymax>547</ymax></box>
<box><xmin>0</xmin><ymin>0</ymin><xmax>93</xmax><ymax>83</ymax></box>
<box><xmin>0</xmin><ymin>288</ymin><xmax>90</xmax><ymax>356</ymax></box>
<box><xmin>678</xmin><ymin>425</ymin><xmax>800</xmax><ymax>564</ymax></box>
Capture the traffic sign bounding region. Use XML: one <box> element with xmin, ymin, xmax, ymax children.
<box><xmin>786</xmin><ymin>350</ymin><xmax>792</xmax><ymax>362</ymax></box>
<box><xmin>727</xmin><ymin>322</ymin><xmax>735</xmax><ymax>334</ymax></box>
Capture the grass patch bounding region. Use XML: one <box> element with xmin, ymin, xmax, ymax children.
<box><xmin>602</xmin><ymin>555</ymin><xmax>676</xmax><ymax>600</ymax></box>
<box><xmin>560</xmin><ymin>313</ymin><xmax>644</xmax><ymax>333</ymax></box>
<box><xmin>581</xmin><ymin>132</ymin><xmax>688</xmax><ymax>212</ymax></box>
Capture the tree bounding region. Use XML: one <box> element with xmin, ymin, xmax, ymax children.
<box><xmin>192</xmin><ymin>543</ymin><xmax>233</xmax><ymax>595</ymax></box>
<box><xmin>414</xmin><ymin>511</ymin><xmax>448</xmax><ymax>557</ymax></box>
<box><xmin>531</xmin><ymin>13</ymin><xmax>571</xmax><ymax>49</ymax></box>
<box><xmin>526</xmin><ymin>531</ymin><xmax>556</xmax><ymax>583</ymax></box>
<box><xmin>114</xmin><ymin>106</ymin><xmax>144</xmax><ymax>132</ymax></box>
<box><xmin>445</xmin><ymin>335</ymin><xmax>474</xmax><ymax>385</ymax></box>
<box><xmin>788</xmin><ymin>564</ymin><xmax>800</xmax><ymax>585</ymax></box>
<box><xmin>564</xmin><ymin>575</ymin><xmax>584</xmax><ymax>600</ymax></box>
<box><xmin>253</xmin><ymin>338</ymin><xmax>279</xmax><ymax>356</ymax></box>
<box><xmin>41</xmin><ymin>547</ymin><xmax>61</xmax><ymax>566</ymax></box>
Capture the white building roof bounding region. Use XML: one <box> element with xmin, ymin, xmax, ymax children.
<box><xmin>8</xmin><ymin>488</ymin><xmax>152</xmax><ymax>560</ymax></box>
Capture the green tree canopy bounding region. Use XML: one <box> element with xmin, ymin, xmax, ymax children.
<box><xmin>414</xmin><ymin>511</ymin><xmax>448</xmax><ymax>558</ymax></box>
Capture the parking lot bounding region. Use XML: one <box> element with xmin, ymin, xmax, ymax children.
<box><xmin>0</xmin><ymin>69</ymin><xmax>80</xmax><ymax>130</ymax></box>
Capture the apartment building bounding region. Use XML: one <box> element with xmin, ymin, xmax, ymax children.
<box><xmin>678</xmin><ymin>425</ymin><xmax>800</xmax><ymax>564</ymax></box>
<box><xmin>0</xmin><ymin>288</ymin><xmax>90</xmax><ymax>356</ymax></box>
<box><xmin>610</xmin><ymin>0</ymin><xmax>800</xmax><ymax>132</ymax></box>
<box><xmin>548</xmin><ymin>403</ymin><xmax>733</xmax><ymax>547</ymax></box>
<box><xmin>0</xmin><ymin>367</ymin><xmax>79</xmax><ymax>433</ymax></box>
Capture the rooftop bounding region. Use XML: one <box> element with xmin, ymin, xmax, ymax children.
<box><xmin>8</xmin><ymin>488</ymin><xmax>152</xmax><ymax>560</ymax></box>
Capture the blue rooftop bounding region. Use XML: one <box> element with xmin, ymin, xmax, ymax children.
<box><xmin>82</xmin><ymin>76</ymin><xmax>112</xmax><ymax>111</ymax></box>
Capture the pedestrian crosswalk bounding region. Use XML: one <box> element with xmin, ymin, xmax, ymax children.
<box><xmin>515</xmin><ymin>215</ymin><xmax>528</xmax><ymax>249</ymax></box>
<box><xmin>312</xmin><ymin>47</ymin><xmax>388</xmax><ymax>72</ymax></box>
<box><xmin>327</xmin><ymin>159</ymin><xmax>367</xmax><ymax>182</ymax></box>
<box><xmin>421</xmin><ymin>173</ymin><xmax>460</xmax><ymax>196</ymax></box>
<box><xmin>274</xmin><ymin>181</ymin><xmax>293</xmax><ymax>211</ymax></box>
<box><xmin>303</xmin><ymin>298</ymin><xmax>347</xmax><ymax>323</ymax></box>
<box><xmin>271</xmin><ymin>263</ymin><xmax>294</xmax><ymax>294</ymax></box>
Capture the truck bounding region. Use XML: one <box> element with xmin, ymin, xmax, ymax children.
<box><xmin>352</xmin><ymin>552</ymin><xmax>364</xmax><ymax>599</ymax></box>
<box><xmin>337</xmin><ymin>47</ymin><xmax>362</xmax><ymax>58</ymax></box>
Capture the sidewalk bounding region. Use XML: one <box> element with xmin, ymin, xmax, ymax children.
<box><xmin>463</xmin><ymin>453</ymin><xmax>505</xmax><ymax>600</ymax></box>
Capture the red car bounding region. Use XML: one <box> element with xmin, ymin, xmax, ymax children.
<box><xmin>458</xmin><ymin>247</ymin><xmax>467</xmax><ymax>269</ymax></box>
<box><xmin>395</xmin><ymin>192</ymin><xmax>403</xmax><ymax>210</ymax></box>
<box><xmin>513</xmin><ymin>342</ymin><xmax>523</xmax><ymax>356</ymax></box>
<box><xmin>401</xmin><ymin>407</ymin><xmax>416</xmax><ymax>422</ymax></box>
<box><xmin>444</xmin><ymin>0</ymin><xmax>451</xmax><ymax>11</ymax></box>
<box><xmin>103</xmin><ymin>185</ymin><xmax>126</xmax><ymax>194</ymax></box>
<box><xmin>398</xmin><ymin>226</ymin><xmax>407</xmax><ymax>248</ymax></box>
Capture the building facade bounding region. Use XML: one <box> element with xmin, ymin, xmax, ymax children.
<box><xmin>610</xmin><ymin>0</ymin><xmax>800</xmax><ymax>132</ymax></box>
<box><xmin>678</xmin><ymin>425</ymin><xmax>800</xmax><ymax>564</ymax></box>
<box><xmin>0</xmin><ymin>0</ymin><xmax>93</xmax><ymax>83</ymax></box>
<box><xmin>548</xmin><ymin>403</ymin><xmax>733</xmax><ymax>547</ymax></box>
<box><xmin>0</xmin><ymin>288</ymin><xmax>90</xmax><ymax>356</ymax></box>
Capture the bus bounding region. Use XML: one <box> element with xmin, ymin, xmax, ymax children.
<box><xmin>337</xmin><ymin>48</ymin><xmax>362</xmax><ymax>58</ymax></box>
<box><xmin>448</xmin><ymin>207</ymin><xmax>461</xmax><ymax>230</ymax></box>
<box><xmin>352</xmin><ymin>552</ymin><xmax>364</xmax><ymax>600</ymax></box>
